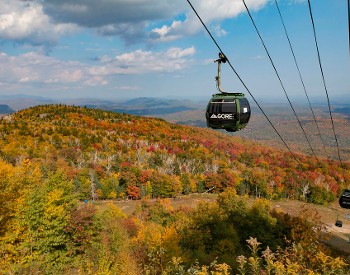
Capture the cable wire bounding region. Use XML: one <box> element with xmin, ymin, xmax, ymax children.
<box><xmin>307</xmin><ymin>0</ymin><xmax>343</xmax><ymax>165</ymax></box>
<box><xmin>273</xmin><ymin>0</ymin><xmax>328</xmax><ymax>159</ymax></box>
<box><xmin>185</xmin><ymin>0</ymin><xmax>302</xmax><ymax>165</ymax></box>
<box><xmin>242</xmin><ymin>0</ymin><xmax>320</xmax><ymax>165</ymax></box>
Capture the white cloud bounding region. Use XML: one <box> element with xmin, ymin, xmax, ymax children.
<box><xmin>84</xmin><ymin>76</ymin><xmax>108</xmax><ymax>86</ymax></box>
<box><xmin>44</xmin><ymin>0</ymin><xmax>186</xmax><ymax>27</ymax></box>
<box><xmin>43</xmin><ymin>0</ymin><xmax>186</xmax><ymax>44</ymax></box>
<box><xmin>117</xmin><ymin>86</ymin><xmax>141</xmax><ymax>91</ymax></box>
<box><xmin>166</xmin><ymin>47</ymin><xmax>196</xmax><ymax>59</ymax></box>
<box><xmin>0</xmin><ymin>46</ymin><xmax>196</xmax><ymax>89</ymax></box>
<box><xmin>0</xmin><ymin>51</ymin><xmax>87</xmax><ymax>85</ymax></box>
<box><xmin>149</xmin><ymin>0</ymin><xmax>268</xmax><ymax>42</ymax></box>
<box><xmin>0</xmin><ymin>0</ymin><xmax>78</xmax><ymax>45</ymax></box>
<box><xmin>212</xmin><ymin>24</ymin><xmax>228</xmax><ymax>37</ymax></box>
<box><xmin>150</xmin><ymin>21</ymin><xmax>183</xmax><ymax>42</ymax></box>
<box><xmin>107</xmin><ymin>47</ymin><xmax>196</xmax><ymax>74</ymax></box>
<box><xmin>1</xmin><ymin>0</ymin><xmax>268</xmax><ymax>46</ymax></box>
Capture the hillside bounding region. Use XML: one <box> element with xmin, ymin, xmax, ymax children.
<box><xmin>1</xmin><ymin>104</ymin><xmax>350</xmax><ymax>273</ymax></box>
<box><xmin>2</xmin><ymin>95</ymin><xmax>349</xmax><ymax>163</ymax></box>
<box><xmin>0</xmin><ymin>104</ymin><xmax>349</xmax><ymax>202</ymax></box>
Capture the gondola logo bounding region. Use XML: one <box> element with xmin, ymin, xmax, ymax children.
<box><xmin>211</xmin><ymin>114</ymin><xmax>234</xmax><ymax>119</ymax></box>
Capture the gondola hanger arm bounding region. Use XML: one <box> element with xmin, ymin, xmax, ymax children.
<box><xmin>214</xmin><ymin>53</ymin><xmax>228</xmax><ymax>94</ymax></box>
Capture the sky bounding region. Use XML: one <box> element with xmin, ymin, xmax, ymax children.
<box><xmin>0</xmin><ymin>0</ymin><xmax>349</xmax><ymax>102</ymax></box>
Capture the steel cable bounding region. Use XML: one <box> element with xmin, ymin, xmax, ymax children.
<box><xmin>242</xmin><ymin>0</ymin><xmax>320</xmax><ymax>165</ymax></box>
<box><xmin>307</xmin><ymin>0</ymin><xmax>343</xmax><ymax>165</ymax></box>
<box><xmin>273</xmin><ymin>0</ymin><xmax>329</xmax><ymax>160</ymax></box>
<box><xmin>186</xmin><ymin>0</ymin><xmax>302</xmax><ymax>165</ymax></box>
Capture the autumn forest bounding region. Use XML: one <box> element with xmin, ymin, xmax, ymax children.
<box><xmin>1</xmin><ymin>105</ymin><xmax>349</xmax><ymax>274</ymax></box>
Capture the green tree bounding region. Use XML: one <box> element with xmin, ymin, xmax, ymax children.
<box><xmin>180</xmin><ymin>201</ymin><xmax>240</xmax><ymax>267</ymax></box>
<box><xmin>3</xmin><ymin>171</ymin><xmax>77</xmax><ymax>272</ymax></box>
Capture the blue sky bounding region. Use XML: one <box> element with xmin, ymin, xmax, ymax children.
<box><xmin>0</xmin><ymin>0</ymin><xmax>348</xmax><ymax>102</ymax></box>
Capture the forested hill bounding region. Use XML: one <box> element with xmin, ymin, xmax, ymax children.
<box><xmin>1</xmin><ymin>104</ymin><xmax>349</xmax><ymax>203</ymax></box>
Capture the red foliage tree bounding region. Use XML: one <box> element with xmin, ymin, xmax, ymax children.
<box><xmin>127</xmin><ymin>185</ymin><xmax>140</xmax><ymax>200</ymax></box>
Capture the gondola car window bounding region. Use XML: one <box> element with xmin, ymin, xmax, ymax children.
<box><xmin>222</xmin><ymin>101</ymin><xmax>236</xmax><ymax>113</ymax></box>
<box><xmin>339</xmin><ymin>189</ymin><xmax>350</xmax><ymax>209</ymax></box>
<box><xmin>239</xmin><ymin>98</ymin><xmax>251</xmax><ymax>124</ymax></box>
<box><xmin>207</xmin><ymin>102</ymin><xmax>214</xmax><ymax>114</ymax></box>
<box><xmin>210</xmin><ymin>101</ymin><xmax>220</xmax><ymax>113</ymax></box>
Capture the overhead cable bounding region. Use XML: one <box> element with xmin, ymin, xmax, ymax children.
<box><xmin>307</xmin><ymin>0</ymin><xmax>343</xmax><ymax>165</ymax></box>
<box><xmin>185</xmin><ymin>0</ymin><xmax>302</xmax><ymax>165</ymax></box>
<box><xmin>242</xmin><ymin>0</ymin><xmax>320</xmax><ymax>165</ymax></box>
<box><xmin>273</xmin><ymin>0</ymin><xmax>328</xmax><ymax>159</ymax></box>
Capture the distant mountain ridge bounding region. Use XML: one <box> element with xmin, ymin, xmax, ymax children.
<box><xmin>0</xmin><ymin>95</ymin><xmax>200</xmax><ymax>116</ymax></box>
<box><xmin>0</xmin><ymin>104</ymin><xmax>15</xmax><ymax>114</ymax></box>
<box><xmin>0</xmin><ymin>95</ymin><xmax>54</xmax><ymax>111</ymax></box>
<box><xmin>123</xmin><ymin>97</ymin><xmax>172</xmax><ymax>107</ymax></box>
<box><xmin>77</xmin><ymin>97</ymin><xmax>199</xmax><ymax>116</ymax></box>
<box><xmin>334</xmin><ymin>107</ymin><xmax>350</xmax><ymax>119</ymax></box>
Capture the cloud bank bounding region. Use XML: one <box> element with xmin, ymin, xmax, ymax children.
<box><xmin>0</xmin><ymin>0</ymin><xmax>78</xmax><ymax>45</ymax></box>
<box><xmin>0</xmin><ymin>47</ymin><xmax>195</xmax><ymax>89</ymax></box>
<box><xmin>1</xmin><ymin>0</ymin><xmax>268</xmax><ymax>46</ymax></box>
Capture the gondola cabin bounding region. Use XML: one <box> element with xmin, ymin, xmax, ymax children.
<box><xmin>339</xmin><ymin>189</ymin><xmax>350</xmax><ymax>209</ymax></box>
<box><xmin>206</xmin><ymin>92</ymin><xmax>251</xmax><ymax>132</ymax></box>
<box><xmin>335</xmin><ymin>220</ymin><xmax>343</xmax><ymax>227</ymax></box>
